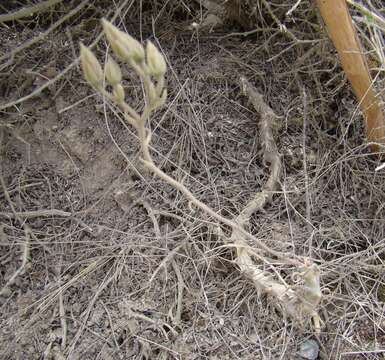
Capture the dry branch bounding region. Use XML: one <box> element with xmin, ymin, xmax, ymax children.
<box><xmin>317</xmin><ymin>0</ymin><xmax>385</xmax><ymax>152</ymax></box>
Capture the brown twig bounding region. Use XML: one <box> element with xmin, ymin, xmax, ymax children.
<box><xmin>316</xmin><ymin>0</ymin><xmax>385</xmax><ymax>151</ymax></box>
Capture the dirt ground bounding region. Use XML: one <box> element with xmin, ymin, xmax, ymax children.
<box><xmin>1</xmin><ymin>1</ymin><xmax>385</xmax><ymax>359</ymax></box>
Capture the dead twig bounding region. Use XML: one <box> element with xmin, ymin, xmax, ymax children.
<box><xmin>54</xmin><ymin>260</ymin><xmax>68</xmax><ymax>352</ymax></box>
<box><xmin>0</xmin><ymin>209</ymin><xmax>71</xmax><ymax>218</ymax></box>
<box><xmin>0</xmin><ymin>0</ymin><xmax>89</xmax><ymax>64</ymax></box>
<box><xmin>0</xmin><ymin>0</ymin><xmax>64</xmax><ymax>23</ymax></box>
<box><xmin>301</xmin><ymin>87</ymin><xmax>312</xmax><ymax>236</ymax></box>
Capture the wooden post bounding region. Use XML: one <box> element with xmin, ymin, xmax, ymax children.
<box><xmin>316</xmin><ymin>0</ymin><xmax>385</xmax><ymax>152</ymax></box>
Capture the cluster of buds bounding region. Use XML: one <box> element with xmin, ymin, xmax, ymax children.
<box><xmin>80</xmin><ymin>18</ymin><xmax>167</xmax><ymax>114</ymax></box>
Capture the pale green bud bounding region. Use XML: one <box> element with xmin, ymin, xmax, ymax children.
<box><xmin>146</xmin><ymin>41</ymin><xmax>166</xmax><ymax>77</ymax></box>
<box><xmin>101</xmin><ymin>18</ymin><xmax>144</xmax><ymax>63</ymax></box>
<box><xmin>101</xmin><ymin>18</ymin><xmax>120</xmax><ymax>44</ymax></box>
<box><xmin>159</xmin><ymin>88</ymin><xmax>167</xmax><ymax>104</ymax></box>
<box><xmin>116</xmin><ymin>33</ymin><xmax>145</xmax><ymax>63</ymax></box>
<box><xmin>112</xmin><ymin>84</ymin><xmax>125</xmax><ymax>103</ymax></box>
<box><xmin>152</xmin><ymin>88</ymin><xmax>167</xmax><ymax>109</ymax></box>
<box><xmin>105</xmin><ymin>56</ymin><xmax>122</xmax><ymax>85</ymax></box>
<box><xmin>148</xmin><ymin>81</ymin><xmax>157</xmax><ymax>103</ymax></box>
<box><xmin>80</xmin><ymin>43</ymin><xmax>103</xmax><ymax>86</ymax></box>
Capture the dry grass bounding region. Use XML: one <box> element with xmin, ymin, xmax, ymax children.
<box><xmin>0</xmin><ymin>0</ymin><xmax>385</xmax><ymax>359</ymax></box>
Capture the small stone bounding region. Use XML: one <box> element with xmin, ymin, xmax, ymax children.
<box><xmin>299</xmin><ymin>339</ymin><xmax>319</xmax><ymax>360</ymax></box>
<box><xmin>0</xmin><ymin>287</ymin><xmax>12</xmax><ymax>298</ymax></box>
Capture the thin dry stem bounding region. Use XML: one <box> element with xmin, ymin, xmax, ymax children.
<box><xmin>0</xmin><ymin>209</ymin><xmax>71</xmax><ymax>218</ymax></box>
<box><xmin>0</xmin><ymin>0</ymin><xmax>64</xmax><ymax>23</ymax></box>
<box><xmin>0</xmin><ymin>0</ymin><xmax>89</xmax><ymax>63</ymax></box>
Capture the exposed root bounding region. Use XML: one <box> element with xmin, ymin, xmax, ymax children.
<box><xmin>232</xmin><ymin>77</ymin><xmax>322</xmax><ymax>330</ymax></box>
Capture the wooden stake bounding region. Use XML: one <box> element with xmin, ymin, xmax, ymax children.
<box><xmin>316</xmin><ymin>0</ymin><xmax>385</xmax><ymax>152</ymax></box>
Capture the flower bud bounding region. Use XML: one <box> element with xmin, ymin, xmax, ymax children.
<box><xmin>147</xmin><ymin>81</ymin><xmax>157</xmax><ymax>104</ymax></box>
<box><xmin>80</xmin><ymin>43</ymin><xmax>103</xmax><ymax>86</ymax></box>
<box><xmin>101</xmin><ymin>18</ymin><xmax>120</xmax><ymax>44</ymax></box>
<box><xmin>159</xmin><ymin>88</ymin><xmax>167</xmax><ymax>104</ymax></box>
<box><xmin>146</xmin><ymin>41</ymin><xmax>166</xmax><ymax>77</ymax></box>
<box><xmin>105</xmin><ymin>56</ymin><xmax>122</xmax><ymax>85</ymax></box>
<box><xmin>101</xmin><ymin>19</ymin><xmax>144</xmax><ymax>63</ymax></box>
<box><xmin>112</xmin><ymin>84</ymin><xmax>125</xmax><ymax>103</ymax></box>
<box><xmin>152</xmin><ymin>88</ymin><xmax>167</xmax><ymax>109</ymax></box>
